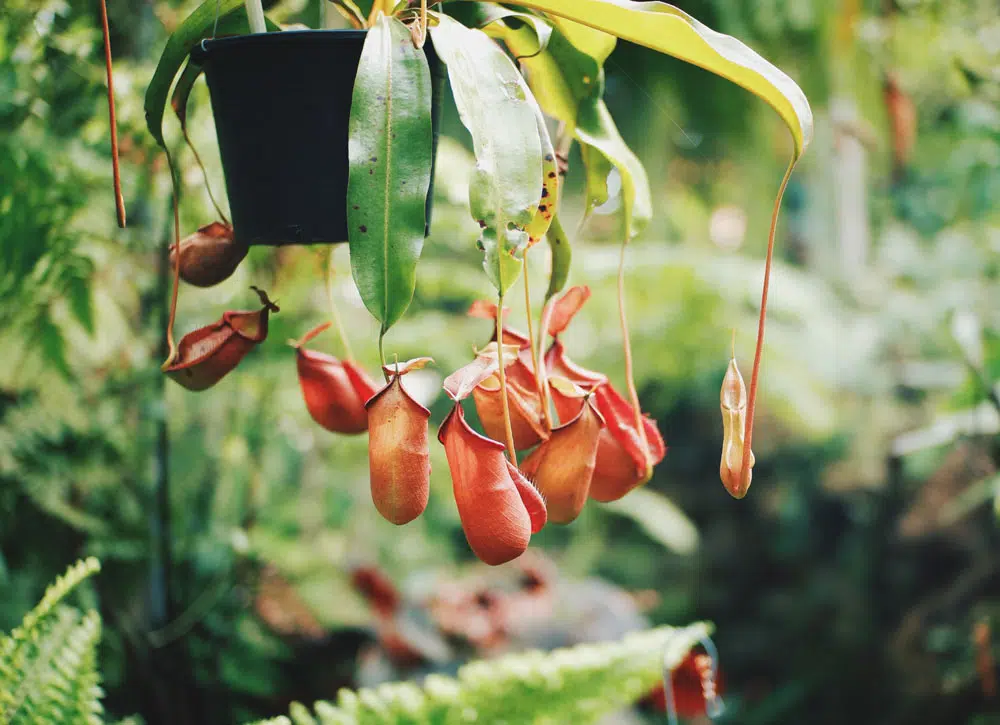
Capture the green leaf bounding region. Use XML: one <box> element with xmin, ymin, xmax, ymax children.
<box><xmin>602</xmin><ymin>488</ymin><xmax>699</xmax><ymax>555</ymax></box>
<box><xmin>347</xmin><ymin>15</ymin><xmax>433</xmax><ymax>332</ymax></box>
<box><xmin>576</xmin><ymin>99</ymin><xmax>653</xmax><ymax>238</ymax></box>
<box><xmin>473</xmin><ymin>0</ymin><xmax>814</xmax><ymax>157</ymax></box>
<box><xmin>144</xmin><ymin>0</ymin><xmax>257</xmax><ymax>148</ymax></box>
<box><xmin>544</xmin><ymin>214</ymin><xmax>571</xmax><ymax>302</ymax></box>
<box><xmin>36</xmin><ymin>312</ymin><xmax>70</xmax><ymax>378</ymax></box>
<box><xmin>430</xmin><ymin>14</ymin><xmax>543</xmax><ymax>295</ymax></box>
<box><xmin>64</xmin><ymin>262</ymin><xmax>94</xmax><ymax>335</ymax></box>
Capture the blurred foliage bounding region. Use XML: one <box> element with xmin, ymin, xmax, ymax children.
<box><xmin>1</xmin><ymin>0</ymin><xmax>999</xmax><ymax>724</ymax></box>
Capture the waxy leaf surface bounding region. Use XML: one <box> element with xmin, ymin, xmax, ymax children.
<box><xmin>348</xmin><ymin>15</ymin><xmax>434</xmax><ymax>332</ymax></box>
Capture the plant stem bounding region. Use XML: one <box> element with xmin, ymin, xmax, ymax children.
<box><xmin>245</xmin><ymin>0</ymin><xmax>267</xmax><ymax>33</ymax></box>
<box><xmin>496</xmin><ymin>293</ymin><xmax>518</xmax><ymax>464</ymax></box>
<box><xmin>99</xmin><ymin>0</ymin><xmax>125</xmax><ymax>228</ymax></box>
<box><xmin>537</xmin><ymin>297</ymin><xmax>555</xmax><ymax>422</ymax></box>
<box><xmin>326</xmin><ymin>248</ymin><xmax>355</xmax><ymax>361</ymax></box>
<box><xmin>618</xmin><ymin>236</ymin><xmax>647</xmax><ymax>454</ymax></box>
<box><xmin>162</xmin><ymin>149</ymin><xmax>181</xmax><ymax>368</ymax></box>
<box><xmin>378</xmin><ymin>332</ymin><xmax>388</xmax><ymax>377</ymax></box>
<box><xmin>740</xmin><ymin>158</ymin><xmax>796</xmax><ymax>493</ymax></box>
<box><xmin>523</xmin><ymin>252</ymin><xmax>552</xmax><ymax>430</ymax></box>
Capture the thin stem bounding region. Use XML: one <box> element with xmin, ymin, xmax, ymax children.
<box><xmin>523</xmin><ymin>251</ymin><xmax>552</xmax><ymax>430</ymax></box>
<box><xmin>618</xmin><ymin>238</ymin><xmax>648</xmax><ymax>456</ymax></box>
<box><xmin>496</xmin><ymin>294</ymin><xmax>518</xmax><ymax>464</ymax></box>
<box><xmin>378</xmin><ymin>332</ymin><xmax>388</xmax><ymax>377</ymax></box>
<box><xmin>740</xmin><ymin>158</ymin><xmax>797</xmax><ymax>492</ymax></box>
<box><xmin>245</xmin><ymin>0</ymin><xmax>267</xmax><ymax>33</ymax></box>
<box><xmin>537</xmin><ymin>297</ymin><xmax>556</xmax><ymax>422</ymax></box>
<box><xmin>415</xmin><ymin>0</ymin><xmax>429</xmax><ymax>47</ymax></box>
<box><xmin>182</xmin><ymin>127</ymin><xmax>229</xmax><ymax>225</ymax></box>
<box><xmin>326</xmin><ymin>248</ymin><xmax>355</xmax><ymax>361</ymax></box>
<box><xmin>162</xmin><ymin>149</ymin><xmax>181</xmax><ymax>368</ymax></box>
<box><xmin>99</xmin><ymin>0</ymin><xmax>125</xmax><ymax>228</ymax></box>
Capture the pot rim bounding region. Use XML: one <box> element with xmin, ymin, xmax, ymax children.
<box><xmin>192</xmin><ymin>28</ymin><xmax>370</xmax><ymax>63</ymax></box>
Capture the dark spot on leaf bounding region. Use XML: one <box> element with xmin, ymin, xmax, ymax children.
<box><xmin>541</xmin><ymin>187</ymin><xmax>549</xmax><ymax>198</ymax></box>
<box><xmin>370</xmin><ymin>156</ymin><xmax>377</xmax><ymax>163</ymax></box>
<box><xmin>545</xmin><ymin>154</ymin><xmax>554</xmax><ymax>162</ymax></box>
<box><xmin>369</xmin><ymin>169</ymin><xmax>374</xmax><ymax>175</ymax></box>
<box><xmin>476</xmin><ymin>240</ymin><xmax>485</xmax><ymax>251</ymax></box>
<box><xmin>353</xmin><ymin>205</ymin><xmax>360</xmax><ymax>210</ymax></box>
<box><xmin>477</xmin><ymin>219</ymin><xmax>487</xmax><ymax>228</ymax></box>
<box><xmin>360</xmin><ymin>225</ymin><xmax>368</xmax><ymax>233</ymax></box>
<box><xmin>538</xmin><ymin>205</ymin><xmax>547</xmax><ymax>212</ymax></box>
<box><xmin>548</xmin><ymin>172</ymin><xmax>557</xmax><ymax>178</ymax></box>
<box><xmin>377</xmin><ymin>95</ymin><xmax>384</xmax><ymax>102</ymax></box>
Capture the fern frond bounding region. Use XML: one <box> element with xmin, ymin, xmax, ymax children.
<box><xmin>0</xmin><ymin>557</ymin><xmax>102</xmax><ymax>724</ymax></box>
<box><xmin>247</xmin><ymin>623</ymin><xmax>712</xmax><ymax>725</ymax></box>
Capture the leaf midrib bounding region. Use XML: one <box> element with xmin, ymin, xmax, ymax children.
<box><xmin>381</xmin><ymin>22</ymin><xmax>394</xmax><ymax>327</ymax></box>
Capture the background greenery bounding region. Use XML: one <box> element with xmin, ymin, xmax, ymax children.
<box><xmin>2</xmin><ymin>0</ymin><xmax>999</xmax><ymax>723</ymax></box>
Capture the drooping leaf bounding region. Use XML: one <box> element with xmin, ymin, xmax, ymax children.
<box><xmin>477</xmin><ymin>6</ymin><xmax>554</xmax><ymax>57</ymax></box>
<box><xmin>576</xmin><ymin>99</ymin><xmax>653</xmax><ymax>237</ymax></box>
<box><xmin>347</xmin><ymin>15</ymin><xmax>433</xmax><ymax>332</ymax></box>
<box><xmin>170</xmin><ymin>60</ymin><xmax>203</xmax><ymax>132</ymax></box>
<box><xmin>473</xmin><ymin>0</ymin><xmax>813</xmax><ymax>156</ymax></box>
<box><xmin>430</xmin><ymin>14</ymin><xmax>542</xmax><ymax>295</ymax></box>
<box><xmin>544</xmin><ymin>214</ymin><xmax>572</xmax><ymax>302</ymax></box>
<box><xmin>145</xmin><ymin>0</ymin><xmax>261</xmax><ymax>148</ymax></box>
<box><xmin>603</xmin><ymin>488</ymin><xmax>699</xmax><ymax>555</ymax></box>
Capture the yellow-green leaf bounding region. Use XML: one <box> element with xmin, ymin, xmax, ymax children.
<box><xmin>576</xmin><ymin>99</ymin><xmax>652</xmax><ymax>238</ymax></box>
<box><xmin>473</xmin><ymin>0</ymin><xmax>813</xmax><ymax>157</ymax></box>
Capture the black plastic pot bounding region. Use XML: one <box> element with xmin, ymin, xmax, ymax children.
<box><xmin>191</xmin><ymin>30</ymin><xmax>444</xmax><ymax>246</ymax></box>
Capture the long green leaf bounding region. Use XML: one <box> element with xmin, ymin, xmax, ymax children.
<box><xmin>144</xmin><ymin>0</ymin><xmax>252</xmax><ymax>148</ymax></box>
<box><xmin>430</xmin><ymin>15</ymin><xmax>542</xmax><ymax>295</ymax></box>
<box><xmin>473</xmin><ymin>0</ymin><xmax>814</xmax><ymax>157</ymax></box>
<box><xmin>347</xmin><ymin>15</ymin><xmax>433</xmax><ymax>333</ymax></box>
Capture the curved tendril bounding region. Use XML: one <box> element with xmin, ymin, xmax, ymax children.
<box><xmin>182</xmin><ymin>127</ymin><xmax>229</xmax><ymax>225</ymax></box>
<box><xmin>496</xmin><ymin>293</ymin><xmax>518</xmax><ymax>465</ymax></box>
<box><xmin>618</xmin><ymin>235</ymin><xmax>648</xmax><ymax>457</ymax></box>
<box><xmin>523</xmin><ymin>251</ymin><xmax>552</xmax><ymax>431</ymax></box>
<box><xmin>739</xmin><ymin>158</ymin><xmax>797</xmax><ymax>493</ymax></box>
